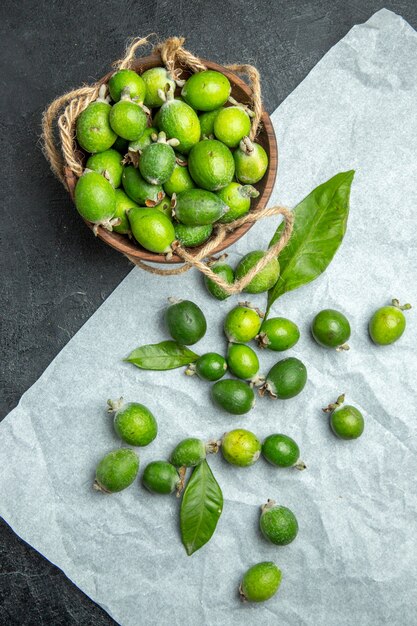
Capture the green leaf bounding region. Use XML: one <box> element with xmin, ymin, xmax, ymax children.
<box><xmin>125</xmin><ymin>340</ymin><xmax>199</xmax><ymax>370</ymax></box>
<box><xmin>266</xmin><ymin>170</ymin><xmax>354</xmax><ymax>316</ymax></box>
<box><xmin>180</xmin><ymin>460</ymin><xmax>223</xmax><ymax>556</ymax></box>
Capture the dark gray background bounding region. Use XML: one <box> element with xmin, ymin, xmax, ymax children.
<box><xmin>1</xmin><ymin>1</ymin><xmax>416</xmax><ymax>623</ymax></box>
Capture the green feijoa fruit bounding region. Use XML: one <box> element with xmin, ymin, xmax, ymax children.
<box><xmin>369</xmin><ymin>299</ymin><xmax>411</xmax><ymax>345</ymax></box>
<box><xmin>324</xmin><ymin>395</ymin><xmax>364</xmax><ymax>440</ymax></box>
<box><xmin>74</xmin><ymin>171</ymin><xmax>116</xmax><ymax>230</ymax></box>
<box><xmin>155</xmin><ymin>195</ymin><xmax>172</xmax><ymax>218</ymax></box>
<box><xmin>262</xmin><ymin>434</ymin><xmax>305</xmax><ymax>469</ymax></box>
<box><xmin>128</xmin><ymin>207</ymin><xmax>175</xmax><ymax>253</ymax></box>
<box><xmin>113</xmin><ymin>189</ymin><xmax>138</xmax><ymax>234</ymax></box>
<box><xmin>227</xmin><ymin>343</ymin><xmax>260</xmax><ymax>382</ymax></box>
<box><xmin>76</xmin><ymin>101</ymin><xmax>116</xmax><ymax>153</ymax></box>
<box><xmin>139</xmin><ymin>142</ymin><xmax>176</xmax><ymax>185</ymax></box>
<box><xmin>163</xmin><ymin>158</ymin><xmax>195</xmax><ymax>196</ymax></box>
<box><xmin>108</xmin><ymin>399</ymin><xmax>157</xmax><ymax>446</ymax></box>
<box><xmin>122</xmin><ymin>165</ymin><xmax>164</xmax><ymax>205</ymax></box>
<box><xmin>235</xmin><ymin>250</ymin><xmax>280</xmax><ymax>294</ymax></box>
<box><xmin>86</xmin><ymin>149</ymin><xmax>123</xmax><ymax>188</ymax></box>
<box><xmin>142</xmin><ymin>460</ymin><xmax>180</xmax><ymax>494</ymax></box>
<box><xmin>204</xmin><ymin>260</ymin><xmax>234</xmax><ymax>301</ymax></box>
<box><xmin>165</xmin><ymin>298</ymin><xmax>207</xmax><ymax>345</ymax></box>
<box><xmin>170</xmin><ymin>437</ymin><xmax>207</xmax><ymax>467</ymax></box>
<box><xmin>221</xmin><ymin>429</ymin><xmax>260</xmax><ymax>465</ymax></box>
<box><xmin>142</xmin><ymin>67</ymin><xmax>176</xmax><ymax>108</ymax></box>
<box><xmin>211</xmin><ymin>380</ymin><xmax>255</xmax><ymax>415</ymax></box>
<box><xmin>217</xmin><ymin>182</ymin><xmax>259</xmax><ymax>223</ymax></box>
<box><xmin>174</xmin><ymin>189</ymin><xmax>229</xmax><ymax>225</ymax></box>
<box><xmin>240</xmin><ymin>561</ymin><xmax>282</xmax><ymax>603</ymax></box>
<box><xmin>128</xmin><ymin>127</ymin><xmax>158</xmax><ymax>153</ymax></box>
<box><xmin>311</xmin><ymin>309</ymin><xmax>351</xmax><ymax>350</ymax></box>
<box><xmin>260</xmin><ymin>500</ymin><xmax>299</xmax><ymax>545</ymax></box>
<box><xmin>262</xmin><ymin>357</ymin><xmax>307</xmax><ymax>399</ymax></box>
<box><xmin>174</xmin><ymin>223</ymin><xmax>213</xmax><ymax>247</ymax></box>
<box><xmin>224</xmin><ymin>304</ymin><xmax>262</xmax><ymax>343</ymax></box>
<box><xmin>234</xmin><ymin>140</ymin><xmax>268</xmax><ymax>184</ymax></box>
<box><xmin>94</xmin><ymin>448</ymin><xmax>139</xmax><ymax>493</ymax></box>
<box><xmin>257</xmin><ymin>317</ymin><xmax>300</xmax><ymax>351</ymax></box>
<box><xmin>109</xmin><ymin>100</ymin><xmax>148</xmax><ymax>140</ymax></box>
<box><xmin>187</xmin><ymin>352</ymin><xmax>227</xmax><ymax>381</ymax></box>
<box><xmin>213</xmin><ymin>106</ymin><xmax>251</xmax><ymax>148</ymax></box>
<box><xmin>113</xmin><ymin>135</ymin><xmax>129</xmax><ymax>154</ymax></box>
<box><xmin>181</xmin><ymin>70</ymin><xmax>231</xmax><ymax>111</ymax></box>
<box><xmin>199</xmin><ymin>108</ymin><xmax>223</xmax><ymax>138</ymax></box>
<box><xmin>108</xmin><ymin>69</ymin><xmax>146</xmax><ymax>103</ymax></box>
<box><xmin>158</xmin><ymin>96</ymin><xmax>200</xmax><ymax>153</ymax></box>
<box><xmin>188</xmin><ymin>139</ymin><xmax>235</xmax><ymax>191</ymax></box>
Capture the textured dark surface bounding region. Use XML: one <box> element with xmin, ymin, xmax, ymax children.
<box><xmin>1</xmin><ymin>1</ymin><xmax>416</xmax><ymax>624</ymax></box>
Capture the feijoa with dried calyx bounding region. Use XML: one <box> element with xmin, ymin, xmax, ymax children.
<box><xmin>181</xmin><ymin>70</ymin><xmax>231</xmax><ymax>111</ymax></box>
<box><xmin>204</xmin><ymin>256</ymin><xmax>235</xmax><ymax>301</ymax></box>
<box><xmin>323</xmin><ymin>394</ymin><xmax>364</xmax><ymax>439</ymax></box>
<box><xmin>170</xmin><ymin>437</ymin><xmax>219</xmax><ymax>468</ymax></box>
<box><xmin>235</xmin><ymin>250</ymin><xmax>280</xmax><ymax>294</ymax></box>
<box><xmin>108</xmin><ymin>69</ymin><xmax>146</xmax><ymax>103</ymax></box>
<box><xmin>154</xmin><ymin>195</ymin><xmax>172</xmax><ymax>218</ymax></box>
<box><xmin>165</xmin><ymin>298</ymin><xmax>207</xmax><ymax>345</ymax></box>
<box><xmin>257</xmin><ymin>317</ymin><xmax>300</xmax><ymax>351</ymax></box>
<box><xmin>142</xmin><ymin>67</ymin><xmax>176</xmax><ymax>108</ymax></box>
<box><xmin>311</xmin><ymin>308</ymin><xmax>351</xmax><ymax>350</ymax></box>
<box><xmin>94</xmin><ymin>448</ymin><xmax>139</xmax><ymax>493</ymax></box>
<box><xmin>199</xmin><ymin>108</ymin><xmax>222</xmax><ymax>138</ymax></box>
<box><xmin>221</xmin><ymin>429</ymin><xmax>261</xmax><ymax>466</ymax></box>
<box><xmin>239</xmin><ymin>561</ymin><xmax>282</xmax><ymax>603</ymax></box>
<box><xmin>173</xmin><ymin>188</ymin><xmax>229</xmax><ymax>225</ymax></box>
<box><xmin>234</xmin><ymin>137</ymin><xmax>268</xmax><ymax>184</ymax></box>
<box><xmin>86</xmin><ymin>149</ymin><xmax>123</xmax><ymax>188</ymax></box>
<box><xmin>186</xmin><ymin>352</ymin><xmax>227</xmax><ymax>381</ymax></box>
<box><xmin>142</xmin><ymin>460</ymin><xmax>181</xmax><ymax>494</ymax></box>
<box><xmin>128</xmin><ymin>206</ymin><xmax>175</xmax><ymax>254</ymax></box>
<box><xmin>213</xmin><ymin>106</ymin><xmax>251</xmax><ymax>148</ymax></box>
<box><xmin>139</xmin><ymin>131</ymin><xmax>178</xmax><ymax>185</ymax></box>
<box><xmin>74</xmin><ymin>171</ymin><xmax>117</xmax><ymax>234</ymax></box>
<box><xmin>109</xmin><ymin>96</ymin><xmax>148</xmax><ymax>141</ymax></box>
<box><xmin>211</xmin><ymin>379</ymin><xmax>255</xmax><ymax>415</ymax></box>
<box><xmin>174</xmin><ymin>223</ymin><xmax>213</xmax><ymax>248</ymax></box>
<box><xmin>108</xmin><ymin>398</ymin><xmax>158</xmax><ymax>446</ymax></box>
<box><xmin>113</xmin><ymin>189</ymin><xmax>138</xmax><ymax>234</ymax></box>
<box><xmin>262</xmin><ymin>434</ymin><xmax>306</xmax><ymax>470</ymax></box>
<box><xmin>227</xmin><ymin>343</ymin><xmax>261</xmax><ymax>384</ymax></box>
<box><xmin>122</xmin><ymin>165</ymin><xmax>165</xmax><ymax>205</ymax></box>
<box><xmin>224</xmin><ymin>303</ymin><xmax>263</xmax><ymax>343</ymax></box>
<box><xmin>216</xmin><ymin>182</ymin><xmax>259</xmax><ymax>224</ymax></box>
<box><xmin>260</xmin><ymin>500</ymin><xmax>299</xmax><ymax>545</ymax></box>
<box><xmin>187</xmin><ymin>139</ymin><xmax>235</xmax><ymax>191</ymax></box>
<box><xmin>261</xmin><ymin>357</ymin><xmax>307</xmax><ymax>399</ymax></box>
<box><xmin>369</xmin><ymin>298</ymin><xmax>411</xmax><ymax>345</ymax></box>
<box><xmin>76</xmin><ymin>100</ymin><xmax>116</xmax><ymax>153</ymax></box>
<box><xmin>157</xmin><ymin>86</ymin><xmax>200</xmax><ymax>153</ymax></box>
<box><xmin>163</xmin><ymin>155</ymin><xmax>195</xmax><ymax>196</ymax></box>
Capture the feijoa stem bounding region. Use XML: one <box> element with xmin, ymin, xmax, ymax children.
<box><xmin>261</xmin><ymin>499</ymin><xmax>276</xmax><ymax>513</ymax></box>
<box><xmin>336</xmin><ymin>343</ymin><xmax>350</xmax><ymax>352</ymax></box>
<box><xmin>322</xmin><ymin>393</ymin><xmax>345</xmax><ymax>413</ymax></box>
<box><xmin>392</xmin><ymin>298</ymin><xmax>412</xmax><ymax>311</ymax></box>
<box><xmin>294</xmin><ymin>460</ymin><xmax>307</xmax><ymax>471</ymax></box>
<box><xmin>238</xmin><ymin>301</ymin><xmax>265</xmax><ymax>319</ymax></box>
<box><xmin>206</xmin><ymin>439</ymin><xmax>221</xmax><ymax>454</ymax></box>
<box><xmin>107</xmin><ymin>397</ymin><xmax>124</xmax><ymax>413</ymax></box>
<box><xmin>176</xmin><ymin>466</ymin><xmax>187</xmax><ymax>497</ymax></box>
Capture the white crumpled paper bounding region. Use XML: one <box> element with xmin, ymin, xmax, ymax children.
<box><xmin>1</xmin><ymin>9</ymin><xmax>417</xmax><ymax>625</ymax></box>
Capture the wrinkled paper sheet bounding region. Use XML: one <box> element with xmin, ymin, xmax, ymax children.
<box><xmin>1</xmin><ymin>9</ymin><xmax>417</xmax><ymax>626</ymax></box>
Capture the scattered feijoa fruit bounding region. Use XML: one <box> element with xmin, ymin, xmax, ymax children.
<box><xmin>323</xmin><ymin>394</ymin><xmax>364</xmax><ymax>439</ymax></box>
<box><xmin>94</xmin><ymin>448</ymin><xmax>139</xmax><ymax>493</ymax></box>
<box><xmin>260</xmin><ymin>500</ymin><xmax>299</xmax><ymax>545</ymax></box>
<box><xmin>261</xmin><ymin>357</ymin><xmax>307</xmax><ymax>399</ymax></box>
<box><xmin>211</xmin><ymin>379</ymin><xmax>255</xmax><ymax>415</ymax></box>
<box><xmin>262</xmin><ymin>434</ymin><xmax>305</xmax><ymax>469</ymax></box>
<box><xmin>186</xmin><ymin>352</ymin><xmax>227</xmax><ymax>381</ymax></box>
<box><xmin>239</xmin><ymin>562</ymin><xmax>282</xmax><ymax>603</ymax></box>
<box><xmin>165</xmin><ymin>298</ymin><xmax>207</xmax><ymax>345</ymax></box>
<box><xmin>257</xmin><ymin>317</ymin><xmax>300</xmax><ymax>351</ymax></box>
<box><xmin>221</xmin><ymin>429</ymin><xmax>261</xmax><ymax>466</ymax></box>
<box><xmin>204</xmin><ymin>258</ymin><xmax>235</xmax><ymax>300</ymax></box>
<box><xmin>227</xmin><ymin>343</ymin><xmax>260</xmax><ymax>383</ymax></box>
<box><xmin>108</xmin><ymin>398</ymin><xmax>157</xmax><ymax>446</ymax></box>
<box><xmin>142</xmin><ymin>460</ymin><xmax>180</xmax><ymax>495</ymax></box>
<box><xmin>170</xmin><ymin>437</ymin><xmax>218</xmax><ymax>467</ymax></box>
<box><xmin>235</xmin><ymin>250</ymin><xmax>280</xmax><ymax>294</ymax></box>
<box><xmin>224</xmin><ymin>304</ymin><xmax>263</xmax><ymax>343</ymax></box>
<box><xmin>369</xmin><ymin>299</ymin><xmax>411</xmax><ymax>345</ymax></box>
<box><xmin>311</xmin><ymin>309</ymin><xmax>351</xmax><ymax>350</ymax></box>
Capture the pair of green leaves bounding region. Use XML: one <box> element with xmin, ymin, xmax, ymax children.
<box><xmin>266</xmin><ymin>170</ymin><xmax>355</xmax><ymax>316</ymax></box>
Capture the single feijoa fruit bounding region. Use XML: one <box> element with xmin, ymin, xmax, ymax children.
<box><xmin>186</xmin><ymin>352</ymin><xmax>227</xmax><ymax>381</ymax></box>
<box><xmin>212</xmin><ymin>380</ymin><xmax>255</xmax><ymax>415</ymax></box>
<box><xmin>74</xmin><ymin>171</ymin><xmax>116</xmax><ymax>230</ymax></box>
<box><xmin>234</xmin><ymin>139</ymin><xmax>268</xmax><ymax>184</ymax></box>
<box><xmin>109</xmin><ymin>99</ymin><xmax>148</xmax><ymax>141</ymax></box>
<box><xmin>128</xmin><ymin>207</ymin><xmax>175</xmax><ymax>254</ymax></box>
<box><xmin>324</xmin><ymin>394</ymin><xmax>364</xmax><ymax>440</ymax></box>
<box><xmin>139</xmin><ymin>141</ymin><xmax>176</xmax><ymax>185</ymax></box>
<box><xmin>260</xmin><ymin>500</ymin><xmax>299</xmax><ymax>545</ymax></box>
<box><xmin>240</xmin><ymin>562</ymin><xmax>282</xmax><ymax>603</ymax></box>
<box><xmin>257</xmin><ymin>317</ymin><xmax>300</xmax><ymax>351</ymax></box>
<box><xmin>108</xmin><ymin>69</ymin><xmax>146</xmax><ymax>103</ymax></box>
<box><xmin>165</xmin><ymin>298</ymin><xmax>207</xmax><ymax>345</ymax></box>
<box><xmin>199</xmin><ymin>108</ymin><xmax>223</xmax><ymax>138</ymax></box>
<box><xmin>170</xmin><ymin>437</ymin><xmax>207</xmax><ymax>468</ymax></box>
<box><xmin>174</xmin><ymin>223</ymin><xmax>213</xmax><ymax>248</ymax></box>
<box><xmin>94</xmin><ymin>448</ymin><xmax>139</xmax><ymax>493</ymax></box>
<box><xmin>227</xmin><ymin>343</ymin><xmax>260</xmax><ymax>382</ymax></box>
<box><xmin>216</xmin><ymin>182</ymin><xmax>259</xmax><ymax>224</ymax></box>
<box><xmin>174</xmin><ymin>189</ymin><xmax>229</xmax><ymax>225</ymax></box>
<box><xmin>224</xmin><ymin>304</ymin><xmax>262</xmax><ymax>343</ymax></box>
<box><xmin>235</xmin><ymin>250</ymin><xmax>280</xmax><ymax>294</ymax></box>
<box><xmin>213</xmin><ymin>106</ymin><xmax>251</xmax><ymax>148</ymax></box>
<box><xmin>163</xmin><ymin>158</ymin><xmax>195</xmax><ymax>196</ymax></box>
<box><xmin>158</xmin><ymin>94</ymin><xmax>200</xmax><ymax>153</ymax></box>
<box><xmin>369</xmin><ymin>299</ymin><xmax>411</xmax><ymax>345</ymax></box>
<box><xmin>181</xmin><ymin>70</ymin><xmax>231</xmax><ymax>111</ymax></box>
<box><xmin>204</xmin><ymin>260</ymin><xmax>234</xmax><ymax>301</ymax></box>
<box><xmin>113</xmin><ymin>189</ymin><xmax>138</xmax><ymax>234</ymax></box>
<box><xmin>262</xmin><ymin>434</ymin><xmax>305</xmax><ymax>469</ymax></box>
<box><xmin>261</xmin><ymin>357</ymin><xmax>307</xmax><ymax>399</ymax></box>
<box><xmin>142</xmin><ymin>460</ymin><xmax>180</xmax><ymax>494</ymax></box>
<box><xmin>108</xmin><ymin>399</ymin><xmax>157</xmax><ymax>446</ymax></box>
<box><xmin>142</xmin><ymin>67</ymin><xmax>176</xmax><ymax>108</ymax></box>
<box><xmin>187</xmin><ymin>139</ymin><xmax>235</xmax><ymax>191</ymax></box>
<box><xmin>221</xmin><ymin>429</ymin><xmax>261</xmax><ymax>466</ymax></box>
<box><xmin>76</xmin><ymin>101</ymin><xmax>116</xmax><ymax>153</ymax></box>
<box><xmin>86</xmin><ymin>149</ymin><xmax>123</xmax><ymax>188</ymax></box>
<box><xmin>122</xmin><ymin>165</ymin><xmax>165</xmax><ymax>205</ymax></box>
<box><xmin>311</xmin><ymin>309</ymin><xmax>351</xmax><ymax>350</ymax></box>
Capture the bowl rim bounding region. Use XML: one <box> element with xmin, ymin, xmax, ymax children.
<box><xmin>65</xmin><ymin>54</ymin><xmax>278</xmax><ymax>264</ymax></box>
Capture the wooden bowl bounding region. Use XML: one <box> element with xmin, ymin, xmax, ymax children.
<box><xmin>65</xmin><ymin>54</ymin><xmax>278</xmax><ymax>263</ymax></box>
